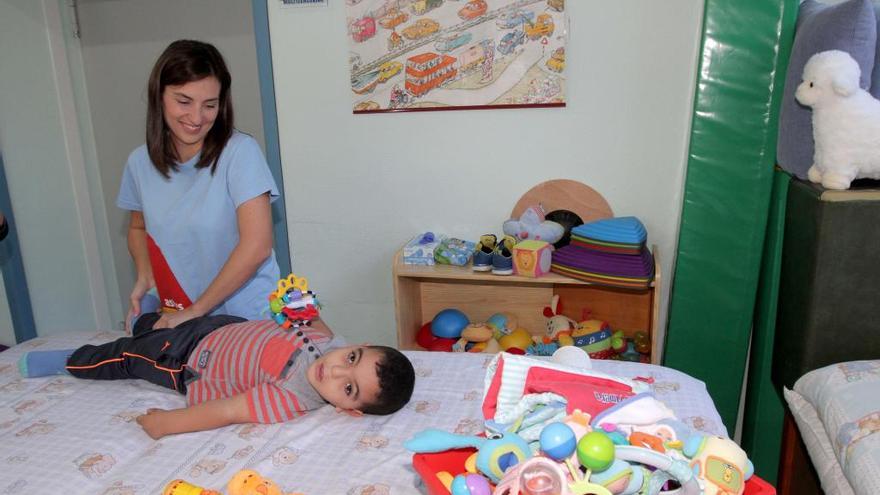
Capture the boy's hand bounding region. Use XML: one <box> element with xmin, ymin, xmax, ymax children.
<box><xmin>136</xmin><ymin>408</ymin><xmax>168</xmax><ymax>440</ymax></box>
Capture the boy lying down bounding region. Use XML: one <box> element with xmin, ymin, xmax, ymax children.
<box><xmin>19</xmin><ymin>314</ymin><xmax>415</xmax><ymax>439</ymax></box>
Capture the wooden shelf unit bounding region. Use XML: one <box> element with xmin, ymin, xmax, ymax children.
<box><xmin>392</xmin><ymin>247</ymin><xmax>662</xmax><ymax>363</ymax></box>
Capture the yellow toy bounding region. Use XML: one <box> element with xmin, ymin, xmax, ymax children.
<box><xmin>683</xmin><ymin>435</ymin><xmax>753</xmax><ymax>495</ymax></box>
<box><xmin>228</xmin><ymin>470</ymin><xmax>303</xmax><ymax>495</ymax></box>
<box><xmin>163</xmin><ymin>480</ymin><xmax>221</xmax><ymax>495</ymax></box>
<box><xmin>498</xmin><ymin>328</ymin><xmax>533</xmax><ymax>352</ymax></box>
<box><xmin>164</xmin><ymin>470</ymin><xmax>302</xmax><ymax>495</ymax></box>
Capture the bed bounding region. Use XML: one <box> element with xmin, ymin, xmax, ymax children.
<box><xmin>779</xmin><ymin>362</ymin><xmax>880</xmax><ymax>495</ymax></box>
<box><xmin>0</xmin><ymin>331</ymin><xmax>728</xmax><ymax>494</ymax></box>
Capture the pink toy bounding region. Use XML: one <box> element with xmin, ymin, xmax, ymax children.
<box><xmin>513</xmin><ymin>240</ymin><xmax>553</xmax><ymax>278</ymax></box>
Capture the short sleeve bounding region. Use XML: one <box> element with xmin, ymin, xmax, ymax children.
<box><xmin>247</xmin><ymin>383</ymin><xmax>311</xmax><ymax>424</ymax></box>
<box><xmin>116</xmin><ymin>153</ymin><xmax>143</xmax><ymax>211</ymax></box>
<box><xmin>226</xmin><ymin>135</ymin><xmax>280</xmax><ymax>209</ymax></box>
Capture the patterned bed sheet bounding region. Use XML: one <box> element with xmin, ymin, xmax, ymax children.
<box><xmin>0</xmin><ymin>332</ymin><xmax>726</xmax><ymax>495</ymax></box>
<box><xmin>787</xmin><ymin>360</ymin><xmax>880</xmax><ymax>495</ymax></box>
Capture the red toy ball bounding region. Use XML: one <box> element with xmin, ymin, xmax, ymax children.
<box><xmin>417</xmin><ymin>322</ymin><xmax>457</xmax><ymax>352</ymax></box>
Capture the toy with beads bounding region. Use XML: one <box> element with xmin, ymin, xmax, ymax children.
<box><xmin>268</xmin><ymin>274</ymin><xmax>320</xmax><ymax>330</ymax></box>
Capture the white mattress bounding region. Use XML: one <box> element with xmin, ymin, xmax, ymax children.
<box><xmin>0</xmin><ymin>331</ymin><xmax>726</xmax><ymax>494</ymax></box>
<box><xmin>785</xmin><ymin>360</ymin><xmax>880</xmax><ymax>495</ymax></box>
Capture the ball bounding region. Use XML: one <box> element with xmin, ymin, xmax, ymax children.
<box><xmin>576</xmin><ymin>431</ymin><xmax>615</xmax><ymax>472</ymax></box>
<box><xmin>431</xmin><ymin>309</ymin><xmax>470</xmax><ymax>339</ymax></box>
<box><xmin>539</xmin><ymin>422</ymin><xmax>576</xmax><ymax>461</ymax></box>
<box><xmin>450</xmin><ymin>474</ymin><xmax>491</xmax><ymax>495</ymax></box>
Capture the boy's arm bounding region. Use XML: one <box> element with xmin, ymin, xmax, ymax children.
<box><xmin>136</xmin><ymin>393</ymin><xmax>251</xmax><ymax>440</ymax></box>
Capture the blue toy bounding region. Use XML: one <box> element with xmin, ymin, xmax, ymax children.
<box><xmin>450</xmin><ymin>474</ymin><xmax>491</xmax><ymax>495</ymax></box>
<box><xmin>539</xmin><ymin>422</ymin><xmax>577</xmax><ymax>461</ymax></box>
<box><xmin>404</xmin><ymin>428</ymin><xmax>532</xmax><ymax>483</ymax></box>
<box><xmin>431</xmin><ymin>309</ymin><xmax>470</xmax><ymax>339</ymax></box>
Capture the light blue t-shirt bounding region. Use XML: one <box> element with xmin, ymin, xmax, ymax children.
<box><xmin>117</xmin><ymin>131</ymin><xmax>281</xmax><ymax>321</ymax></box>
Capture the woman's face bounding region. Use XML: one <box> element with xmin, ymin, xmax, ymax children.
<box><xmin>161</xmin><ymin>76</ymin><xmax>221</xmax><ymax>161</ymax></box>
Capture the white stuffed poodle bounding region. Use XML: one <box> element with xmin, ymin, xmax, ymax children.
<box><xmin>796</xmin><ymin>50</ymin><xmax>880</xmax><ymax>190</ymax></box>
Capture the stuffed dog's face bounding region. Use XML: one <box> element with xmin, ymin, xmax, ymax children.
<box><xmin>796</xmin><ymin>50</ymin><xmax>861</xmax><ymax>107</ymax></box>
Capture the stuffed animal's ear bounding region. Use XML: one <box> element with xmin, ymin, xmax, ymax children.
<box><xmin>832</xmin><ymin>74</ymin><xmax>857</xmax><ymax>96</ymax></box>
<box><xmin>543</xmin><ymin>307</ymin><xmax>555</xmax><ymax>318</ymax></box>
<box><xmin>550</xmin><ymin>294</ymin><xmax>560</xmax><ymax>315</ymax></box>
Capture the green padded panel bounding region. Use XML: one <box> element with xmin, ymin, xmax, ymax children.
<box><xmin>741</xmin><ymin>168</ymin><xmax>791</xmax><ymax>484</ymax></box>
<box><xmin>664</xmin><ymin>0</ymin><xmax>798</xmax><ymax>432</ymax></box>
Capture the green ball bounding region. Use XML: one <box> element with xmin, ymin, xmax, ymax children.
<box><xmin>269</xmin><ymin>298</ymin><xmax>284</xmax><ymax>313</ymax></box>
<box><xmin>576</xmin><ymin>431</ymin><xmax>615</xmax><ymax>472</ymax></box>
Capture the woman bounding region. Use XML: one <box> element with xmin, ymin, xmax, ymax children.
<box><xmin>117</xmin><ymin>40</ymin><xmax>280</xmax><ymax>331</ymax></box>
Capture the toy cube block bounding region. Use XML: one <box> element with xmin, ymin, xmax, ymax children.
<box><xmin>513</xmin><ymin>240</ymin><xmax>552</xmax><ymax>277</ymax></box>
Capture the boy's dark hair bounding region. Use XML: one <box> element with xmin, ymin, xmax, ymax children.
<box><xmin>361</xmin><ymin>346</ymin><xmax>415</xmax><ymax>415</ymax></box>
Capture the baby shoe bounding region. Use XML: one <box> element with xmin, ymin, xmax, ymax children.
<box><xmin>492</xmin><ymin>235</ymin><xmax>517</xmax><ymax>275</ymax></box>
<box><xmin>473</xmin><ymin>234</ymin><xmax>497</xmax><ymax>271</ymax></box>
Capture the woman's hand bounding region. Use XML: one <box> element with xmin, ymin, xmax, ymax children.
<box><xmin>136</xmin><ymin>408</ymin><xmax>168</xmax><ymax>440</ymax></box>
<box><xmin>152</xmin><ymin>306</ymin><xmax>203</xmax><ymax>330</ymax></box>
<box><xmin>126</xmin><ymin>277</ymin><xmax>155</xmax><ymax>334</ymax></box>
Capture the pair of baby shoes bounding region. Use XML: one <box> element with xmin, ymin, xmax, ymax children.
<box><xmin>473</xmin><ymin>234</ymin><xmax>517</xmax><ymax>275</ymax></box>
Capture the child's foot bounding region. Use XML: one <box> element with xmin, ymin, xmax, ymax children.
<box><xmin>18</xmin><ymin>349</ymin><xmax>74</xmax><ymax>377</ymax></box>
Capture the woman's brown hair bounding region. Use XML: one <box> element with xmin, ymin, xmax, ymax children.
<box><xmin>146</xmin><ymin>40</ymin><xmax>233</xmax><ymax>178</ymax></box>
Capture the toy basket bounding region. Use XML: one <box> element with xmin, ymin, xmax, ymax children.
<box><xmin>412</xmin><ymin>449</ymin><xmax>776</xmax><ymax>495</ymax></box>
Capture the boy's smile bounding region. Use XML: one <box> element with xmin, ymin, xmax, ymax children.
<box><xmin>307</xmin><ymin>345</ymin><xmax>382</xmax><ymax>415</ymax></box>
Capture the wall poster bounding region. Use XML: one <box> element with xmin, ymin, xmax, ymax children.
<box><xmin>345</xmin><ymin>0</ymin><xmax>566</xmax><ymax>113</ymax></box>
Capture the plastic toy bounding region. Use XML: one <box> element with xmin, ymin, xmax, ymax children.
<box><xmin>405</xmin><ymin>428</ymin><xmax>533</xmax><ymax>484</ymax></box>
<box><xmin>432</xmin><ymin>309</ymin><xmax>470</xmax><ymax>339</ymax></box>
<box><xmin>542</xmin><ymin>295</ymin><xmax>577</xmax><ymax>346</ymax></box>
<box><xmin>450</xmin><ymin>473</ymin><xmax>492</xmax><ymax>495</ymax></box>
<box><xmin>452</xmin><ymin>323</ymin><xmax>500</xmax><ymax>353</ymax></box>
<box><xmin>683</xmin><ymin>435</ymin><xmax>753</xmax><ymax>495</ymax></box>
<box><xmin>163</xmin><ymin>470</ymin><xmax>302</xmax><ymax>495</ymax></box>
<box><xmin>163</xmin><ymin>480</ymin><xmax>221</xmax><ymax>495</ymax></box>
<box><xmin>796</xmin><ymin>50</ymin><xmax>880</xmax><ymax>190</ymax></box>
<box><xmin>487</xmin><ymin>312</ymin><xmax>518</xmax><ymax>340</ymax></box>
<box><xmin>503</xmin><ymin>204</ymin><xmax>565</xmax><ymax>244</ymax></box>
<box><xmin>268</xmin><ymin>274</ymin><xmax>319</xmax><ymax>330</ymax></box>
<box><xmin>228</xmin><ymin>470</ymin><xmax>303</xmax><ymax>495</ymax></box>
<box><xmin>497</xmin><ymin>328</ymin><xmax>533</xmax><ymax>353</ymax></box>
<box><xmin>513</xmin><ymin>240</ymin><xmax>553</xmax><ymax>278</ymax></box>
<box><xmin>418</xmin><ymin>321</ymin><xmax>458</xmax><ymax>352</ymax></box>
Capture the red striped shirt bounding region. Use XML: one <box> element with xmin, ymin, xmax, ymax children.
<box><xmin>185</xmin><ymin>320</ymin><xmax>335</xmax><ymax>423</ymax></box>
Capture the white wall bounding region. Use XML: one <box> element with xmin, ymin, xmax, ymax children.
<box><xmin>75</xmin><ymin>0</ymin><xmax>266</xmax><ymax>327</ymax></box>
<box><xmin>268</xmin><ymin>1</ymin><xmax>704</xmax><ymax>347</ymax></box>
<box><xmin>0</xmin><ymin>0</ymin><xmax>109</xmax><ymax>336</ymax></box>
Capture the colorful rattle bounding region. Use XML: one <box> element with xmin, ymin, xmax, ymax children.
<box><xmin>268</xmin><ymin>273</ymin><xmax>320</xmax><ymax>330</ymax></box>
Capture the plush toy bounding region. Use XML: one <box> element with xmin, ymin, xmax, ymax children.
<box><xmin>452</xmin><ymin>323</ymin><xmax>500</xmax><ymax>353</ymax></box>
<box><xmin>571</xmin><ymin>317</ymin><xmax>616</xmax><ymax>360</ymax></box>
<box><xmin>683</xmin><ymin>435</ymin><xmax>753</xmax><ymax>495</ymax></box>
<box><xmin>503</xmin><ymin>205</ymin><xmax>565</xmax><ymax>244</ymax></box>
<box><xmin>542</xmin><ymin>295</ymin><xmax>577</xmax><ymax>346</ymax></box>
<box><xmin>796</xmin><ymin>50</ymin><xmax>880</xmax><ymax>190</ymax></box>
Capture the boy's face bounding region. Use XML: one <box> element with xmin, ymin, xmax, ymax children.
<box><xmin>307</xmin><ymin>346</ymin><xmax>382</xmax><ymax>415</ymax></box>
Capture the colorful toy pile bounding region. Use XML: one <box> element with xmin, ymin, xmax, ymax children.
<box><xmin>550</xmin><ymin>217</ymin><xmax>654</xmax><ymax>289</ymax></box>
<box><xmin>408</xmin><ymin>352</ymin><xmax>757</xmax><ymax>495</ymax></box>
<box><xmin>268</xmin><ymin>274</ymin><xmax>320</xmax><ymax>330</ymax></box>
